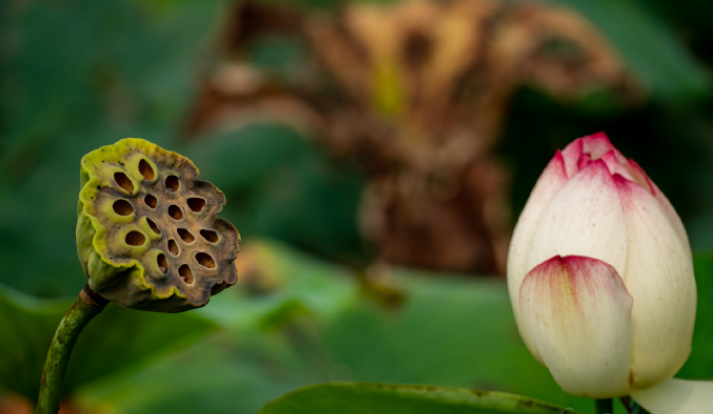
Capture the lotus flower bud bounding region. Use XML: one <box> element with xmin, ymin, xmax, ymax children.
<box><xmin>507</xmin><ymin>132</ymin><xmax>696</xmax><ymax>398</ymax></box>
<box><xmin>76</xmin><ymin>138</ymin><xmax>240</xmax><ymax>312</ymax></box>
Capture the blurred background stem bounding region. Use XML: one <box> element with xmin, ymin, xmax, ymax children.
<box><xmin>595</xmin><ymin>398</ymin><xmax>613</xmax><ymax>414</ymax></box>
<box><xmin>35</xmin><ymin>285</ymin><xmax>108</xmax><ymax>414</ymax></box>
<box><xmin>631</xmin><ymin>401</ymin><xmax>651</xmax><ymax>414</ymax></box>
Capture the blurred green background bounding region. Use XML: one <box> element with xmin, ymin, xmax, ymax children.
<box><xmin>2</xmin><ymin>0</ymin><xmax>713</xmax><ymax>413</ymax></box>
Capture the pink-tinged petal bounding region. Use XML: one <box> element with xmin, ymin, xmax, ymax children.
<box><xmin>611</xmin><ymin>147</ymin><xmax>629</xmax><ymax>165</ymax></box>
<box><xmin>526</xmin><ymin>160</ymin><xmax>628</xmax><ymax>279</ymax></box>
<box><xmin>600</xmin><ymin>150</ymin><xmax>634</xmax><ymax>181</ymax></box>
<box><xmin>630</xmin><ymin>379</ymin><xmax>713</xmax><ymax>414</ymax></box>
<box><xmin>519</xmin><ymin>255</ymin><xmax>633</xmax><ymax>398</ymax></box>
<box><xmin>627</xmin><ymin>159</ymin><xmax>654</xmax><ymax>193</ymax></box>
<box><xmin>615</xmin><ymin>176</ymin><xmax>696</xmax><ymax>389</ymax></box>
<box><xmin>577</xmin><ymin>152</ymin><xmax>592</xmax><ymax>171</ymax></box>
<box><xmin>561</xmin><ymin>138</ymin><xmax>583</xmax><ymax>178</ymax></box>
<box><xmin>581</xmin><ymin>132</ymin><xmax>616</xmax><ymax>159</ymax></box>
<box><xmin>507</xmin><ymin>151</ymin><xmax>568</xmax><ymax>362</ymax></box>
<box><xmin>629</xmin><ymin>160</ymin><xmax>690</xmax><ymax>256</ymax></box>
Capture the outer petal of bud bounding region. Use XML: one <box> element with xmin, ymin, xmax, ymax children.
<box><xmin>507</xmin><ymin>151</ymin><xmax>568</xmax><ymax>362</ymax></box>
<box><xmin>519</xmin><ymin>255</ymin><xmax>633</xmax><ymax>398</ymax></box>
<box><xmin>630</xmin><ymin>379</ymin><xmax>713</xmax><ymax>414</ymax></box>
<box><xmin>614</xmin><ymin>176</ymin><xmax>696</xmax><ymax>388</ymax></box>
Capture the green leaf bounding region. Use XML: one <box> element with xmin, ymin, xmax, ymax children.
<box><xmin>258</xmin><ymin>382</ymin><xmax>578</xmax><ymax>414</ymax></box>
<box><xmin>316</xmin><ymin>269</ymin><xmax>592</xmax><ymax>411</ymax></box>
<box><xmin>73</xmin><ymin>334</ymin><xmax>303</xmax><ymax>414</ymax></box>
<box><xmin>0</xmin><ymin>284</ymin><xmax>215</xmax><ymax>400</ymax></box>
<box><xmin>551</xmin><ymin>0</ymin><xmax>711</xmax><ymax>102</ymax></box>
<box><xmin>0</xmin><ymin>286</ymin><xmax>69</xmax><ymax>398</ymax></box>
<box><xmin>72</xmin><ymin>241</ymin><xmax>595</xmax><ymax>414</ymax></box>
<box><xmin>678</xmin><ymin>253</ymin><xmax>713</xmax><ymax>379</ymax></box>
<box><xmin>195</xmin><ymin>239</ymin><xmax>360</xmax><ymax>330</ymax></box>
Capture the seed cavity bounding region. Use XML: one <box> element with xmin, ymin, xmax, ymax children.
<box><xmin>168</xmin><ymin>239</ymin><xmax>179</xmax><ymax>256</ymax></box>
<box><xmin>145</xmin><ymin>194</ymin><xmax>158</xmax><ymax>208</ymax></box>
<box><xmin>125</xmin><ymin>231</ymin><xmax>146</xmax><ymax>246</ymax></box>
<box><xmin>179</xmin><ymin>264</ymin><xmax>194</xmax><ymax>284</ymax></box>
<box><xmin>114</xmin><ymin>172</ymin><xmax>134</xmax><ymax>193</ymax></box>
<box><xmin>113</xmin><ymin>199</ymin><xmax>134</xmax><ymax>216</ymax></box>
<box><xmin>168</xmin><ymin>205</ymin><xmax>183</xmax><ymax>220</ymax></box>
<box><xmin>177</xmin><ymin>228</ymin><xmax>195</xmax><ymax>243</ymax></box>
<box><xmin>147</xmin><ymin>218</ymin><xmax>161</xmax><ymax>235</ymax></box>
<box><xmin>157</xmin><ymin>254</ymin><xmax>168</xmax><ymax>273</ymax></box>
<box><xmin>187</xmin><ymin>198</ymin><xmax>206</xmax><ymax>212</ymax></box>
<box><xmin>166</xmin><ymin>175</ymin><xmax>180</xmax><ymax>192</ymax></box>
<box><xmin>196</xmin><ymin>252</ymin><xmax>216</xmax><ymax>269</ymax></box>
<box><xmin>139</xmin><ymin>159</ymin><xmax>155</xmax><ymax>181</ymax></box>
<box><xmin>200</xmin><ymin>229</ymin><xmax>219</xmax><ymax>243</ymax></box>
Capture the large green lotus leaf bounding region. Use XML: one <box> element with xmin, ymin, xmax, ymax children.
<box><xmin>194</xmin><ymin>239</ymin><xmax>360</xmax><ymax>330</ymax></box>
<box><xmin>0</xmin><ymin>284</ymin><xmax>215</xmax><ymax>400</ymax></box>
<box><xmin>74</xmin><ymin>333</ymin><xmax>304</xmax><ymax>414</ymax></box>
<box><xmin>316</xmin><ymin>270</ymin><xmax>592</xmax><ymax>413</ymax></box>
<box><xmin>258</xmin><ymin>383</ymin><xmax>578</xmax><ymax>414</ymax></box>
<box><xmin>72</xmin><ymin>240</ymin><xmax>592</xmax><ymax>414</ymax></box>
<box><xmin>0</xmin><ymin>287</ymin><xmax>69</xmax><ymax>399</ymax></box>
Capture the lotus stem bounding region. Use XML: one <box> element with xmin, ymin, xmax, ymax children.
<box><xmin>35</xmin><ymin>284</ymin><xmax>108</xmax><ymax>414</ymax></box>
<box><xmin>631</xmin><ymin>400</ymin><xmax>651</xmax><ymax>414</ymax></box>
<box><xmin>595</xmin><ymin>398</ymin><xmax>613</xmax><ymax>414</ymax></box>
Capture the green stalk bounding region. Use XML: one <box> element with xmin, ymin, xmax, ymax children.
<box><xmin>631</xmin><ymin>401</ymin><xmax>652</xmax><ymax>414</ymax></box>
<box><xmin>35</xmin><ymin>284</ymin><xmax>108</xmax><ymax>414</ymax></box>
<box><xmin>595</xmin><ymin>398</ymin><xmax>613</xmax><ymax>414</ymax></box>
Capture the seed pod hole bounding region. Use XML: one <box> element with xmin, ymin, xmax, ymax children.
<box><xmin>165</xmin><ymin>175</ymin><xmax>179</xmax><ymax>192</ymax></box>
<box><xmin>157</xmin><ymin>254</ymin><xmax>168</xmax><ymax>273</ymax></box>
<box><xmin>168</xmin><ymin>205</ymin><xmax>183</xmax><ymax>220</ymax></box>
<box><xmin>145</xmin><ymin>194</ymin><xmax>158</xmax><ymax>208</ymax></box>
<box><xmin>200</xmin><ymin>229</ymin><xmax>219</xmax><ymax>243</ymax></box>
<box><xmin>113</xmin><ymin>199</ymin><xmax>134</xmax><ymax>216</ymax></box>
<box><xmin>139</xmin><ymin>159</ymin><xmax>155</xmax><ymax>181</ymax></box>
<box><xmin>187</xmin><ymin>198</ymin><xmax>206</xmax><ymax>212</ymax></box>
<box><xmin>114</xmin><ymin>172</ymin><xmax>134</xmax><ymax>193</ymax></box>
<box><xmin>147</xmin><ymin>218</ymin><xmax>161</xmax><ymax>235</ymax></box>
<box><xmin>178</xmin><ymin>264</ymin><xmax>194</xmax><ymax>284</ymax></box>
<box><xmin>177</xmin><ymin>228</ymin><xmax>195</xmax><ymax>243</ymax></box>
<box><xmin>196</xmin><ymin>252</ymin><xmax>216</xmax><ymax>269</ymax></box>
<box><xmin>125</xmin><ymin>231</ymin><xmax>146</xmax><ymax>246</ymax></box>
<box><xmin>168</xmin><ymin>239</ymin><xmax>179</xmax><ymax>256</ymax></box>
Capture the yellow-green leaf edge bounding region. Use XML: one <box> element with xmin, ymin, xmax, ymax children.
<box><xmin>258</xmin><ymin>382</ymin><xmax>581</xmax><ymax>414</ymax></box>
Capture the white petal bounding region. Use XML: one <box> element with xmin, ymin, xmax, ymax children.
<box><xmin>520</xmin><ymin>255</ymin><xmax>633</xmax><ymax>398</ymax></box>
<box><xmin>580</xmin><ymin>132</ymin><xmax>617</xmax><ymax>159</ymax></box>
<box><xmin>600</xmin><ymin>150</ymin><xmax>635</xmax><ymax>181</ymax></box>
<box><xmin>526</xmin><ymin>160</ymin><xmax>628</xmax><ymax>278</ymax></box>
<box><xmin>561</xmin><ymin>137</ymin><xmax>584</xmax><ymax>177</ymax></box>
<box><xmin>631</xmin><ymin>378</ymin><xmax>713</xmax><ymax>414</ymax></box>
<box><xmin>507</xmin><ymin>151</ymin><xmax>568</xmax><ymax>362</ymax></box>
<box><xmin>630</xmin><ymin>159</ymin><xmax>691</xmax><ymax>257</ymax></box>
<box><xmin>615</xmin><ymin>176</ymin><xmax>697</xmax><ymax>389</ymax></box>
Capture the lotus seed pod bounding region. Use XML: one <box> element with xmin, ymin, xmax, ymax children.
<box><xmin>76</xmin><ymin>138</ymin><xmax>240</xmax><ymax>312</ymax></box>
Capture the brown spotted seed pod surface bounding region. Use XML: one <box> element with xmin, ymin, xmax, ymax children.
<box><xmin>76</xmin><ymin>138</ymin><xmax>240</xmax><ymax>312</ymax></box>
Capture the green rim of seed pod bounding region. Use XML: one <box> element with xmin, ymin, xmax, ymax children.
<box><xmin>76</xmin><ymin>138</ymin><xmax>240</xmax><ymax>312</ymax></box>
